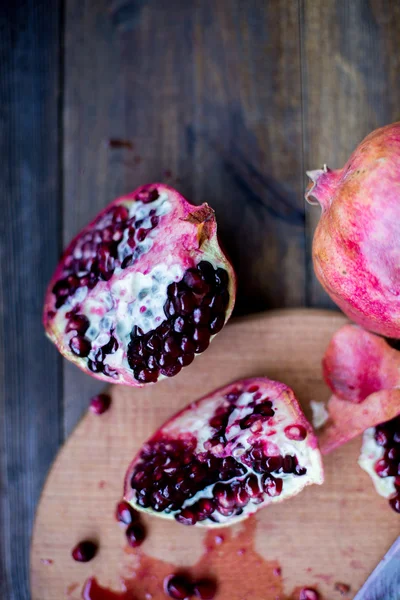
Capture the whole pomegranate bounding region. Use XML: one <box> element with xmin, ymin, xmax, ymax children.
<box><xmin>43</xmin><ymin>184</ymin><xmax>235</xmax><ymax>386</ymax></box>
<box><xmin>306</xmin><ymin>122</ymin><xmax>400</xmax><ymax>338</ymax></box>
<box><xmin>124</xmin><ymin>378</ymin><xmax>324</xmax><ymax>527</ymax></box>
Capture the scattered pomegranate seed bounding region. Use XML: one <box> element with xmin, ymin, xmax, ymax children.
<box><xmin>71</xmin><ymin>540</ymin><xmax>98</xmax><ymax>562</ymax></box>
<box><xmin>115</xmin><ymin>500</ymin><xmax>139</xmax><ymax>525</ymax></box>
<box><xmin>126</xmin><ymin>522</ymin><xmax>146</xmax><ymax>547</ymax></box>
<box><xmin>299</xmin><ymin>588</ymin><xmax>320</xmax><ymax>600</ymax></box>
<box><xmin>193</xmin><ymin>578</ymin><xmax>217</xmax><ymax>599</ymax></box>
<box><xmin>164</xmin><ymin>574</ymin><xmax>193</xmax><ymax>599</ymax></box>
<box><xmin>335</xmin><ymin>582</ymin><xmax>351</xmax><ymax>595</ymax></box>
<box><xmin>89</xmin><ymin>393</ymin><xmax>111</xmax><ymax>415</ymax></box>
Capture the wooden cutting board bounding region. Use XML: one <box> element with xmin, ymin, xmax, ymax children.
<box><xmin>30</xmin><ymin>309</ymin><xmax>400</xmax><ymax>600</ymax></box>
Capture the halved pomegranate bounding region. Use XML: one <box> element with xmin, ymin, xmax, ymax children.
<box><xmin>124</xmin><ymin>378</ymin><xmax>324</xmax><ymax>527</ymax></box>
<box><xmin>43</xmin><ymin>184</ymin><xmax>236</xmax><ymax>386</ymax></box>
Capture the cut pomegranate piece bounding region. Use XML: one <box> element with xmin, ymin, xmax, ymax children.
<box><xmin>43</xmin><ymin>184</ymin><xmax>236</xmax><ymax>386</ymax></box>
<box><xmin>124</xmin><ymin>378</ymin><xmax>323</xmax><ymax>527</ymax></box>
<box><xmin>319</xmin><ymin>390</ymin><xmax>400</xmax><ymax>455</ymax></box>
<box><xmin>358</xmin><ymin>416</ymin><xmax>400</xmax><ymax>513</ymax></box>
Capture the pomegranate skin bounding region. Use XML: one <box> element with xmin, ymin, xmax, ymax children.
<box><xmin>306</xmin><ymin>122</ymin><xmax>400</xmax><ymax>338</ymax></box>
<box><xmin>43</xmin><ymin>183</ymin><xmax>236</xmax><ymax>387</ymax></box>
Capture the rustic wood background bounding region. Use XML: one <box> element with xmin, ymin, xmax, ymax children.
<box><xmin>1</xmin><ymin>1</ymin><xmax>400</xmax><ymax>598</ymax></box>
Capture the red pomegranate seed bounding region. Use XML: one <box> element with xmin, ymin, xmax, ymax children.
<box><xmin>71</xmin><ymin>540</ymin><xmax>97</xmax><ymax>562</ymax></box>
<box><xmin>175</xmin><ymin>508</ymin><xmax>198</xmax><ymax>526</ymax></box>
<box><xmin>89</xmin><ymin>394</ymin><xmax>111</xmax><ymax>415</ymax></box>
<box><xmin>262</xmin><ymin>474</ymin><xmax>283</xmax><ymax>497</ymax></box>
<box><xmin>164</xmin><ymin>574</ymin><xmax>193</xmax><ymax>599</ymax></box>
<box><xmin>244</xmin><ymin>474</ymin><xmax>261</xmax><ymax>498</ymax></box>
<box><xmin>284</xmin><ymin>424</ymin><xmax>307</xmax><ymax>441</ymax></box>
<box><xmin>126</xmin><ymin>522</ymin><xmax>146</xmax><ymax>547</ymax></box>
<box><xmin>115</xmin><ymin>501</ymin><xmax>139</xmax><ymax>525</ymax></box>
<box><xmin>375</xmin><ymin>458</ymin><xmax>396</xmax><ymax>478</ymax></box>
<box><xmin>299</xmin><ymin>588</ymin><xmax>320</xmax><ymax>600</ymax></box>
<box><xmin>335</xmin><ymin>582</ymin><xmax>351</xmax><ymax>595</ymax></box>
<box><xmin>69</xmin><ymin>335</ymin><xmax>91</xmax><ymax>357</ymax></box>
<box><xmin>389</xmin><ymin>494</ymin><xmax>400</xmax><ymax>513</ymax></box>
<box><xmin>193</xmin><ymin>578</ymin><xmax>217</xmax><ymax>599</ymax></box>
<box><xmin>65</xmin><ymin>314</ymin><xmax>90</xmax><ymax>334</ymax></box>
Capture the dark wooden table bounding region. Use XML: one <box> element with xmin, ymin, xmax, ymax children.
<box><xmin>1</xmin><ymin>1</ymin><xmax>399</xmax><ymax>598</ymax></box>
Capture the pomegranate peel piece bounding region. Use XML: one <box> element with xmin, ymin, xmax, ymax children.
<box><xmin>323</xmin><ymin>324</ymin><xmax>400</xmax><ymax>404</ymax></box>
<box><xmin>43</xmin><ymin>183</ymin><xmax>236</xmax><ymax>386</ymax></box>
<box><xmin>319</xmin><ymin>389</ymin><xmax>400</xmax><ymax>455</ymax></box>
<box><xmin>124</xmin><ymin>378</ymin><xmax>323</xmax><ymax>527</ymax></box>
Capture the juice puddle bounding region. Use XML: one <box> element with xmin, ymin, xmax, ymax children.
<box><xmin>82</xmin><ymin>517</ymin><xmax>284</xmax><ymax>599</ymax></box>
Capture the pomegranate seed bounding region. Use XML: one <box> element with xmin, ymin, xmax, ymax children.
<box><xmin>244</xmin><ymin>474</ymin><xmax>261</xmax><ymax>497</ymax></box>
<box><xmin>137</xmin><ymin>228</ymin><xmax>149</xmax><ymax>242</ymax></box>
<box><xmin>282</xmin><ymin>455</ymin><xmax>295</xmax><ymax>473</ymax></box>
<box><xmin>136</xmin><ymin>369</ymin><xmax>159</xmax><ymax>383</ymax></box>
<box><xmin>160</xmin><ymin>363</ymin><xmax>182</xmax><ymax>377</ymax></box>
<box><xmin>335</xmin><ymin>582</ymin><xmax>351</xmax><ymax>595</ymax></box>
<box><xmin>210</xmin><ymin>315</ymin><xmax>225</xmax><ymax>334</ymax></box>
<box><xmin>164</xmin><ymin>574</ymin><xmax>193</xmax><ymax>599</ymax></box>
<box><xmin>248</xmin><ymin>385</ymin><xmax>259</xmax><ymax>393</ymax></box>
<box><xmin>112</xmin><ymin>205</ymin><xmax>129</xmax><ymax>222</ymax></box>
<box><xmin>375</xmin><ymin>458</ymin><xmax>396</xmax><ymax>478</ymax></box>
<box><xmin>71</xmin><ymin>540</ymin><xmax>97</xmax><ymax>562</ymax></box>
<box><xmin>394</xmin><ymin>475</ymin><xmax>400</xmax><ymax>490</ymax></box>
<box><xmin>265</xmin><ymin>455</ymin><xmax>283</xmax><ymax>473</ymax></box>
<box><xmin>137</xmin><ymin>188</ymin><xmax>159</xmax><ymax>203</ymax></box>
<box><xmin>115</xmin><ymin>501</ymin><xmax>139</xmax><ymax>525</ymax></box>
<box><xmin>89</xmin><ymin>393</ymin><xmax>111</xmax><ymax>415</ymax></box>
<box><xmin>65</xmin><ymin>314</ymin><xmax>89</xmax><ymax>334</ymax></box>
<box><xmin>126</xmin><ymin>522</ymin><xmax>146</xmax><ymax>547</ymax></box>
<box><xmin>262</xmin><ymin>474</ymin><xmax>283</xmax><ymax>497</ymax></box>
<box><xmin>179</xmin><ymin>291</ymin><xmax>197</xmax><ymax>314</ymax></box>
<box><xmin>213</xmin><ymin>483</ymin><xmax>236</xmax><ymax>508</ymax></box>
<box><xmin>175</xmin><ymin>508</ymin><xmax>198</xmax><ymax>526</ymax></box>
<box><xmin>193</xmin><ymin>578</ymin><xmax>217</xmax><ymax>599</ymax></box>
<box><xmin>196</xmin><ymin>498</ymin><xmax>216</xmax><ymax>520</ymax></box>
<box><xmin>284</xmin><ymin>424</ymin><xmax>307</xmax><ymax>441</ymax></box>
<box><xmin>164</xmin><ymin>336</ymin><xmax>180</xmax><ymax>356</ymax></box>
<box><xmin>387</xmin><ymin>446</ymin><xmax>400</xmax><ymax>461</ymax></box>
<box><xmin>215</xmin><ymin>267</ymin><xmax>229</xmax><ymax>288</ymax></box>
<box><xmin>299</xmin><ymin>588</ymin><xmax>319</xmax><ymax>600</ymax></box>
<box><xmin>178</xmin><ymin>353</ymin><xmax>194</xmax><ymax>367</ymax></box>
<box><xmin>197</xmin><ymin>260</ymin><xmax>215</xmax><ymax>283</ymax></box>
<box><xmin>181</xmin><ymin>336</ymin><xmax>196</xmax><ymax>354</ymax></box>
<box><xmin>253</xmin><ymin>402</ymin><xmax>274</xmax><ymax>417</ymax></box>
<box><xmin>389</xmin><ymin>494</ymin><xmax>400</xmax><ymax>513</ymax></box>
<box><xmin>69</xmin><ymin>335</ymin><xmax>91</xmax><ymax>357</ymax></box>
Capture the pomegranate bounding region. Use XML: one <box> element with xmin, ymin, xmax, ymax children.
<box><xmin>306</xmin><ymin>122</ymin><xmax>400</xmax><ymax>338</ymax></box>
<box><xmin>115</xmin><ymin>500</ymin><xmax>139</xmax><ymax>525</ymax></box>
<box><xmin>319</xmin><ymin>325</ymin><xmax>400</xmax><ymax>454</ymax></box>
<box><xmin>359</xmin><ymin>417</ymin><xmax>400</xmax><ymax>514</ymax></box>
<box><xmin>323</xmin><ymin>324</ymin><xmax>400</xmax><ymax>403</ymax></box>
<box><xmin>124</xmin><ymin>378</ymin><xmax>324</xmax><ymax>527</ymax></box>
<box><xmin>43</xmin><ymin>184</ymin><xmax>236</xmax><ymax>386</ymax></box>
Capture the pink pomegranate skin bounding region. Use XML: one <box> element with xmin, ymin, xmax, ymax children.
<box><xmin>43</xmin><ymin>184</ymin><xmax>236</xmax><ymax>387</ymax></box>
<box><xmin>124</xmin><ymin>378</ymin><xmax>324</xmax><ymax>527</ymax></box>
<box><xmin>306</xmin><ymin>122</ymin><xmax>400</xmax><ymax>338</ymax></box>
<box><xmin>323</xmin><ymin>324</ymin><xmax>400</xmax><ymax>403</ymax></box>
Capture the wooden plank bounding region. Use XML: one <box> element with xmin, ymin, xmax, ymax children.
<box><xmin>31</xmin><ymin>310</ymin><xmax>398</xmax><ymax>600</ymax></box>
<box><xmin>63</xmin><ymin>0</ymin><xmax>306</xmax><ymax>435</ymax></box>
<box><xmin>301</xmin><ymin>0</ymin><xmax>400</xmax><ymax>307</ymax></box>
<box><xmin>0</xmin><ymin>1</ymin><xmax>62</xmax><ymax>598</ymax></box>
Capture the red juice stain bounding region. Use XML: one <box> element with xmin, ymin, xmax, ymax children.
<box><xmin>82</xmin><ymin>518</ymin><xmax>283</xmax><ymax>599</ymax></box>
<box><xmin>66</xmin><ymin>582</ymin><xmax>79</xmax><ymax>595</ymax></box>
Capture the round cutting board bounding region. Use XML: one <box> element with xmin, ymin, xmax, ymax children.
<box><xmin>30</xmin><ymin>309</ymin><xmax>399</xmax><ymax>600</ymax></box>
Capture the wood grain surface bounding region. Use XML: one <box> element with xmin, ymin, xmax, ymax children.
<box><xmin>1</xmin><ymin>1</ymin><xmax>400</xmax><ymax>598</ymax></box>
<box><xmin>31</xmin><ymin>310</ymin><xmax>400</xmax><ymax>600</ymax></box>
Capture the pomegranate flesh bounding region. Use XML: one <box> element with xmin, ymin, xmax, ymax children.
<box><xmin>306</xmin><ymin>122</ymin><xmax>400</xmax><ymax>338</ymax></box>
<box><xmin>124</xmin><ymin>378</ymin><xmax>323</xmax><ymax>527</ymax></box>
<box><xmin>359</xmin><ymin>417</ymin><xmax>400</xmax><ymax>514</ymax></box>
<box><xmin>43</xmin><ymin>184</ymin><xmax>236</xmax><ymax>386</ymax></box>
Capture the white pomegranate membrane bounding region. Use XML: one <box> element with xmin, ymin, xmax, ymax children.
<box><xmin>43</xmin><ymin>184</ymin><xmax>235</xmax><ymax>385</ymax></box>
<box><xmin>124</xmin><ymin>378</ymin><xmax>324</xmax><ymax>527</ymax></box>
<box><xmin>359</xmin><ymin>416</ymin><xmax>400</xmax><ymax>513</ymax></box>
